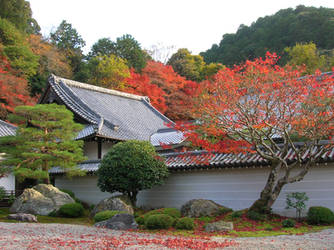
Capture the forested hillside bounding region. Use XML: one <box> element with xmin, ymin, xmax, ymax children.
<box><xmin>1</xmin><ymin>2</ymin><xmax>333</xmax><ymax>122</ymax></box>
<box><xmin>201</xmin><ymin>5</ymin><xmax>334</xmax><ymax>66</ymax></box>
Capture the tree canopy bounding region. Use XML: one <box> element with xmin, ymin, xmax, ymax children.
<box><xmin>285</xmin><ymin>42</ymin><xmax>333</xmax><ymax>74</ymax></box>
<box><xmin>0</xmin><ymin>104</ymin><xmax>86</xmax><ymax>183</ymax></box>
<box><xmin>88</xmin><ymin>34</ymin><xmax>147</xmax><ymax>72</ymax></box>
<box><xmin>176</xmin><ymin>52</ymin><xmax>334</xmax><ymax>212</ymax></box>
<box><xmin>0</xmin><ymin>0</ymin><xmax>40</xmax><ymax>34</ymax></box>
<box><xmin>97</xmin><ymin>140</ymin><xmax>169</xmax><ymax>206</ymax></box>
<box><xmin>87</xmin><ymin>54</ymin><xmax>130</xmax><ymax>89</ymax></box>
<box><xmin>201</xmin><ymin>5</ymin><xmax>334</xmax><ymax>66</ymax></box>
<box><xmin>168</xmin><ymin>48</ymin><xmax>223</xmax><ymax>82</ymax></box>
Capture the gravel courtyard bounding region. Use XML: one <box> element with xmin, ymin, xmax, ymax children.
<box><xmin>0</xmin><ymin>222</ymin><xmax>333</xmax><ymax>249</ymax></box>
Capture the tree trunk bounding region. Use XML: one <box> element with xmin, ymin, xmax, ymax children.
<box><xmin>43</xmin><ymin>177</ymin><xmax>50</xmax><ymax>184</ymax></box>
<box><xmin>249</xmin><ymin>163</ymin><xmax>282</xmax><ymax>214</ymax></box>
<box><xmin>128</xmin><ymin>191</ymin><xmax>138</xmax><ymax>207</ymax></box>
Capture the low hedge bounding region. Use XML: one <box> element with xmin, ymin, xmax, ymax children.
<box><xmin>145</xmin><ymin>214</ymin><xmax>175</xmax><ymax>229</ymax></box>
<box><xmin>143</xmin><ymin>208</ymin><xmax>181</xmax><ymax>221</ymax></box>
<box><xmin>175</xmin><ymin>217</ymin><xmax>195</xmax><ymax>230</ymax></box>
<box><xmin>58</xmin><ymin>203</ymin><xmax>84</xmax><ymax>218</ymax></box>
<box><xmin>307</xmin><ymin>206</ymin><xmax>334</xmax><ymax>225</ymax></box>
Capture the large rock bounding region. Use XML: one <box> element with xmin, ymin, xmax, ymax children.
<box><xmin>94</xmin><ymin>213</ymin><xmax>138</xmax><ymax>230</ymax></box>
<box><xmin>91</xmin><ymin>195</ymin><xmax>134</xmax><ymax>217</ymax></box>
<box><xmin>181</xmin><ymin>199</ymin><xmax>229</xmax><ymax>217</ymax></box>
<box><xmin>205</xmin><ymin>221</ymin><xmax>234</xmax><ymax>232</ymax></box>
<box><xmin>7</xmin><ymin>213</ymin><xmax>38</xmax><ymax>223</ymax></box>
<box><xmin>10</xmin><ymin>184</ymin><xmax>75</xmax><ymax>215</ymax></box>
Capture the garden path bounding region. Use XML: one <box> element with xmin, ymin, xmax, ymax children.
<box><xmin>0</xmin><ymin>222</ymin><xmax>333</xmax><ymax>249</ymax></box>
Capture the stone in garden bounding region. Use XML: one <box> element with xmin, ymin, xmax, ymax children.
<box><xmin>205</xmin><ymin>221</ymin><xmax>234</xmax><ymax>232</ymax></box>
<box><xmin>91</xmin><ymin>195</ymin><xmax>134</xmax><ymax>217</ymax></box>
<box><xmin>94</xmin><ymin>213</ymin><xmax>138</xmax><ymax>230</ymax></box>
<box><xmin>7</xmin><ymin>213</ymin><xmax>38</xmax><ymax>222</ymax></box>
<box><xmin>10</xmin><ymin>184</ymin><xmax>75</xmax><ymax>215</ymax></box>
<box><xmin>181</xmin><ymin>199</ymin><xmax>229</xmax><ymax>217</ymax></box>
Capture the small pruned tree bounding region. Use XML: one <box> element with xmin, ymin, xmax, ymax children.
<box><xmin>285</xmin><ymin>192</ymin><xmax>309</xmax><ymax>220</ymax></box>
<box><xmin>176</xmin><ymin>52</ymin><xmax>334</xmax><ymax>213</ymax></box>
<box><xmin>97</xmin><ymin>140</ymin><xmax>169</xmax><ymax>206</ymax></box>
<box><xmin>0</xmin><ymin>104</ymin><xmax>86</xmax><ymax>183</ymax></box>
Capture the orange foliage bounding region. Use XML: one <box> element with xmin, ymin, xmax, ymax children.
<box><xmin>125</xmin><ymin>61</ymin><xmax>199</xmax><ymax>121</ymax></box>
<box><xmin>125</xmin><ymin>70</ymin><xmax>167</xmax><ymax>113</ymax></box>
<box><xmin>176</xmin><ymin>52</ymin><xmax>334</xmax><ymax>153</ymax></box>
<box><xmin>28</xmin><ymin>34</ymin><xmax>72</xmax><ymax>78</ymax></box>
<box><xmin>0</xmin><ymin>56</ymin><xmax>36</xmax><ymax>119</ymax></box>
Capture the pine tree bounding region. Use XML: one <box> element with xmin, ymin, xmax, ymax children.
<box><xmin>0</xmin><ymin>104</ymin><xmax>86</xmax><ymax>183</ymax></box>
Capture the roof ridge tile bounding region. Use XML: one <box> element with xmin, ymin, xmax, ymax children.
<box><xmin>52</xmin><ymin>74</ymin><xmax>146</xmax><ymax>101</ymax></box>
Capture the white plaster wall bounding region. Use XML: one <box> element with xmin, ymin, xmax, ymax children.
<box><xmin>83</xmin><ymin>141</ymin><xmax>114</xmax><ymax>160</ymax></box>
<box><xmin>84</xmin><ymin>141</ymin><xmax>97</xmax><ymax>160</ymax></box>
<box><xmin>55</xmin><ymin>164</ymin><xmax>334</xmax><ymax>217</ymax></box>
<box><xmin>101</xmin><ymin>141</ymin><xmax>114</xmax><ymax>158</ymax></box>
<box><xmin>0</xmin><ymin>174</ymin><xmax>15</xmax><ymax>191</ymax></box>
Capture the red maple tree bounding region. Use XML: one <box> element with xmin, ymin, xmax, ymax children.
<box><xmin>176</xmin><ymin>52</ymin><xmax>334</xmax><ymax>212</ymax></box>
<box><xmin>125</xmin><ymin>61</ymin><xmax>199</xmax><ymax>121</ymax></box>
<box><xmin>0</xmin><ymin>56</ymin><xmax>36</xmax><ymax>120</ymax></box>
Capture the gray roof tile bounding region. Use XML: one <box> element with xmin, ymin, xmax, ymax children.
<box><xmin>0</xmin><ymin>120</ymin><xmax>17</xmax><ymax>137</ymax></box>
<box><xmin>45</xmin><ymin>75</ymin><xmax>174</xmax><ymax>141</ymax></box>
<box><xmin>50</xmin><ymin>146</ymin><xmax>334</xmax><ymax>174</ymax></box>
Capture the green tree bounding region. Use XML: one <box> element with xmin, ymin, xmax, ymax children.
<box><xmin>88</xmin><ymin>37</ymin><xmax>115</xmax><ymax>58</ymax></box>
<box><xmin>50</xmin><ymin>20</ymin><xmax>86</xmax><ymax>76</ymax></box>
<box><xmin>87</xmin><ymin>55</ymin><xmax>130</xmax><ymax>89</ymax></box>
<box><xmin>168</xmin><ymin>48</ymin><xmax>204</xmax><ymax>82</ymax></box>
<box><xmin>285</xmin><ymin>42</ymin><xmax>327</xmax><ymax>74</ymax></box>
<box><xmin>97</xmin><ymin>140</ymin><xmax>169</xmax><ymax>206</ymax></box>
<box><xmin>0</xmin><ymin>0</ymin><xmax>40</xmax><ymax>34</ymax></box>
<box><xmin>201</xmin><ymin>5</ymin><xmax>334</xmax><ymax>66</ymax></box>
<box><xmin>168</xmin><ymin>48</ymin><xmax>222</xmax><ymax>82</ymax></box>
<box><xmin>0</xmin><ymin>104</ymin><xmax>86</xmax><ymax>183</ymax></box>
<box><xmin>0</xmin><ymin>17</ymin><xmax>39</xmax><ymax>77</ymax></box>
<box><xmin>28</xmin><ymin>34</ymin><xmax>72</xmax><ymax>96</ymax></box>
<box><xmin>114</xmin><ymin>34</ymin><xmax>147</xmax><ymax>72</ymax></box>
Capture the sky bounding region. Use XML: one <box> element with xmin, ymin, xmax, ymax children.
<box><xmin>28</xmin><ymin>0</ymin><xmax>334</xmax><ymax>57</ymax></box>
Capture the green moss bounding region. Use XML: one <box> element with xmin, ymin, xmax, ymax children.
<box><xmin>94</xmin><ymin>210</ymin><xmax>126</xmax><ymax>223</ymax></box>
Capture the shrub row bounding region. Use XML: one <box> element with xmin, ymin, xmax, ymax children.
<box><xmin>136</xmin><ymin>208</ymin><xmax>194</xmax><ymax>230</ymax></box>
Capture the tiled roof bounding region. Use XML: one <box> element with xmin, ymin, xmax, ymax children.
<box><xmin>43</xmin><ymin>75</ymin><xmax>174</xmax><ymax>141</ymax></box>
<box><xmin>150</xmin><ymin>128</ymin><xmax>186</xmax><ymax>146</ymax></box>
<box><xmin>49</xmin><ymin>146</ymin><xmax>334</xmax><ymax>174</ymax></box>
<box><xmin>49</xmin><ymin>160</ymin><xmax>101</xmax><ymax>174</ymax></box>
<box><xmin>0</xmin><ymin>120</ymin><xmax>16</xmax><ymax>137</ymax></box>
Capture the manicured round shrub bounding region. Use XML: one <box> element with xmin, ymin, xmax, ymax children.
<box><xmin>175</xmin><ymin>217</ymin><xmax>195</xmax><ymax>230</ymax></box>
<box><xmin>136</xmin><ymin>215</ymin><xmax>145</xmax><ymax>225</ymax></box>
<box><xmin>58</xmin><ymin>203</ymin><xmax>84</xmax><ymax>218</ymax></box>
<box><xmin>162</xmin><ymin>208</ymin><xmax>181</xmax><ymax>218</ymax></box>
<box><xmin>94</xmin><ymin>210</ymin><xmax>126</xmax><ymax>223</ymax></box>
<box><xmin>145</xmin><ymin>214</ymin><xmax>175</xmax><ymax>229</ymax></box>
<box><xmin>307</xmin><ymin>206</ymin><xmax>334</xmax><ymax>225</ymax></box>
<box><xmin>282</xmin><ymin>219</ymin><xmax>296</xmax><ymax>228</ymax></box>
<box><xmin>143</xmin><ymin>208</ymin><xmax>181</xmax><ymax>221</ymax></box>
<box><xmin>247</xmin><ymin>210</ymin><xmax>265</xmax><ymax>221</ymax></box>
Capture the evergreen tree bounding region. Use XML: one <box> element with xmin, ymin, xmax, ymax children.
<box><xmin>0</xmin><ymin>104</ymin><xmax>86</xmax><ymax>183</ymax></box>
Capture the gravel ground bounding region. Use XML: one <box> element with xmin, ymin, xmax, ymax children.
<box><xmin>0</xmin><ymin>222</ymin><xmax>333</xmax><ymax>249</ymax></box>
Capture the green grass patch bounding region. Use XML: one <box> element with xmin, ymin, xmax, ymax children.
<box><xmin>0</xmin><ymin>208</ymin><xmax>93</xmax><ymax>226</ymax></box>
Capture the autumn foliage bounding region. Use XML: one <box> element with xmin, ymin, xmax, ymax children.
<box><xmin>0</xmin><ymin>56</ymin><xmax>36</xmax><ymax>119</ymax></box>
<box><xmin>178</xmin><ymin>52</ymin><xmax>334</xmax><ymax>153</ymax></box>
<box><xmin>176</xmin><ymin>52</ymin><xmax>333</xmax><ymax>211</ymax></box>
<box><xmin>125</xmin><ymin>61</ymin><xmax>199</xmax><ymax>120</ymax></box>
